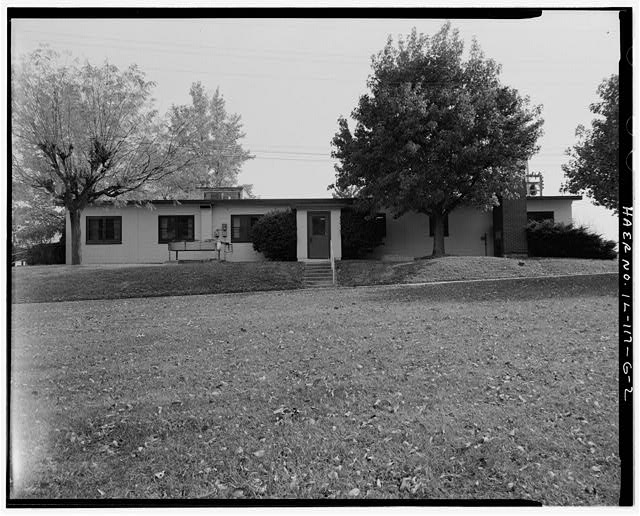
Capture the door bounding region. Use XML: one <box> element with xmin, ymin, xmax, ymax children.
<box><xmin>307</xmin><ymin>211</ymin><xmax>330</xmax><ymax>259</ymax></box>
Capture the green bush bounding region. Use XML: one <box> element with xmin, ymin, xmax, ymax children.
<box><xmin>25</xmin><ymin>241</ymin><xmax>65</xmax><ymax>265</ymax></box>
<box><xmin>251</xmin><ymin>209</ymin><xmax>297</xmax><ymax>261</ymax></box>
<box><xmin>341</xmin><ymin>209</ymin><xmax>386</xmax><ymax>259</ymax></box>
<box><xmin>526</xmin><ymin>220</ymin><xmax>616</xmax><ymax>259</ymax></box>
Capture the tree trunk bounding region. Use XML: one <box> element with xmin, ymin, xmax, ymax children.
<box><xmin>431</xmin><ymin>212</ymin><xmax>446</xmax><ymax>257</ymax></box>
<box><xmin>69</xmin><ymin>208</ymin><xmax>82</xmax><ymax>265</ymax></box>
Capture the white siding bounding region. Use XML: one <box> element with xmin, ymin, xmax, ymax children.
<box><xmin>211</xmin><ymin>203</ymin><xmax>292</xmax><ymax>262</ymax></box>
<box><xmin>67</xmin><ymin>205</ymin><xmax>206</xmax><ymax>264</ymax></box>
<box><xmin>370</xmin><ymin>207</ymin><xmax>494</xmax><ymax>259</ymax></box>
<box><xmin>68</xmin><ymin>203</ymin><xmax>300</xmax><ymax>264</ymax></box>
<box><xmin>296</xmin><ymin>209</ymin><xmax>308</xmax><ymax>260</ymax></box>
<box><xmin>526</xmin><ymin>198</ymin><xmax>574</xmax><ymax>224</ymax></box>
<box><xmin>329</xmin><ymin>208</ymin><xmax>342</xmax><ymax>260</ymax></box>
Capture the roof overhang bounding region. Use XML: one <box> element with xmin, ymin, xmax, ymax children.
<box><xmin>526</xmin><ymin>195</ymin><xmax>582</xmax><ymax>201</ymax></box>
<box><xmin>91</xmin><ymin>198</ymin><xmax>355</xmax><ymax>208</ymax></box>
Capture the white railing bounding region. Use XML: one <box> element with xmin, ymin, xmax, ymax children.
<box><xmin>330</xmin><ymin>239</ymin><xmax>336</xmax><ymax>285</ymax></box>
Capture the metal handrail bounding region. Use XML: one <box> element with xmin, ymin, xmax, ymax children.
<box><xmin>330</xmin><ymin>239</ymin><xmax>336</xmax><ymax>285</ymax></box>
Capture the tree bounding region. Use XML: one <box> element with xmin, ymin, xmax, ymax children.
<box><xmin>561</xmin><ymin>75</ymin><xmax>619</xmax><ymax>213</ymax></box>
<box><xmin>12</xmin><ymin>47</ymin><xmax>192</xmax><ymax>264</ymax></box>
<box><xmin>12</xmin><ymin>181</ymin><xmax>65</xmax><ymax>250</ymax></box>
<box><xmin>331</xmin><ymin>24</ymin><xmax>544</xmax><ymax>256</ymax></box>
<box><xmin>146</xmin><ymin>82</ymin><xmax>254</xmax><ymax>199</ymax></box>
<box><xmin>340</xmin><ymin>209</ymin><xmax>385</xmax><ymax>259</ymax></box>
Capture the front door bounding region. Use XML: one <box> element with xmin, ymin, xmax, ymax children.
<box><xmin>307</xmin><ymin>211</ymin><xmax>330</xmax><ymax>259</ymax></box>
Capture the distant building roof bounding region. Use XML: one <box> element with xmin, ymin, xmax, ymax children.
<box><xmin>527</xmin><ymin>195</ymin><xmax>582</xmax><ymax>201</ymax></box>
<box><xmin>92</xmin><ymin>198</ymin><xmax>354</xmax><ymax>208</ymax></box>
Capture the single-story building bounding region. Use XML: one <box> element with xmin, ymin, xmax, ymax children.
<box><xmin>65</xmin><ymin>185</ymin><xmax>581</xmax><ymax>264</ymax></box>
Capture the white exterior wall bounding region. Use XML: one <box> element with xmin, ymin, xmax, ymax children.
<box><xmin>296</xmin><ymin>210</ymin><xmax>307</xmax><ymax>260</ymax></box>
<box><xmin>67</xmin><ymin>203</ymin><xmax>297</xmax><ymax>264</ymax></box>
<box><xmin>526</xmin><ymin>198</ymin><xmax>573</xmax><ymax>224</ymax></box>
<box><xmin>210</xmin><ymin>203</ymin><xmax>291</xmax><ymax>262</ymax></box>
<box><xmin>370</xmin><ymin>207</ymin><xmax>494</xmax><ymax>259</ymax></box>
<box><xmin>329</xmin><ymin>208</ymin><xmax>342</xmax><ymax>260</ymax></box>
<box><xmin>295</xmin><ymin>207</ymin><xmax>342</xmax><ymax>261</ymax></box>
<box><xmin>67</xmin><ymin>204</ymin><xmax>208</xmax><ymax>264</ymax></box>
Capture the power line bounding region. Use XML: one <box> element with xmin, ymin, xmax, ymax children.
<box><xmin>16</xmin><ymin>29</ymin><xmax>371</xmax><ymax>63</ymax></box>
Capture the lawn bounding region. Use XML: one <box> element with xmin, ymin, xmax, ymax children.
<box><xmin>11</xmin><ymin>261</ymin><xmax>304</xmax><ymax>304</ymax></box>
<box><xmin>11</xmin><ymin>256</ymin><xmax>617</xmax><ymax>304</ymax></box>
<box><xmin>337</xmin><ymin>256</ymin><xmax>618</xmax><ymax>287</ymax></box>
<box><xmin>10</xmin><ymin>274</ymin><xmax>619</xmax><ymax>503</ymax></box>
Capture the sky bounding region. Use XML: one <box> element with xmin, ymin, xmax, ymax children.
<box><xmin>10</xmin><ymin>10</ymin><xmax>621</xmax><ymax>240</ymax></box>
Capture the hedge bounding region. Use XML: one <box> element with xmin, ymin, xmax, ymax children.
<box><xmin>526</xmin><ymin>220</ymin><xmax>616</xmax><ymax>259</ymax></box>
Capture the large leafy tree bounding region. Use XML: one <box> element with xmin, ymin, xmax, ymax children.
<box><xmin>146</xmin><ymin>82</ymin><xmax>254</xmax><ymax>199</ymax></box>
<box><xmin>12</xmin><ymin>48</ymin><xmax>192</xmax><ymax>264</ymax></box>
<box><xmin>562</xmin><ymin>74</ymin><xmax>619</xmax><ymax>213</ymax></box>
<box><xmin>331</xmin><ymin>24</ymin><xmax>544</xmax><ymax>256</ymax></box>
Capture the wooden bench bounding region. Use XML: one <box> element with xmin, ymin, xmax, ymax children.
<box><xmin>168</xmin><ymin>240</ymin><xmax>232</xmax><ymax>261</ymax></box>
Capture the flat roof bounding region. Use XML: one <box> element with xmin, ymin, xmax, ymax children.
<box><xmin>527</xmin><ymin>195</ymin><xmax>582</xmax><ymax>201</ymax></box>
<box><xmin>93</xmin><ymin>198</ymin><xmax>354</xmax><ymax>207</ymax></box>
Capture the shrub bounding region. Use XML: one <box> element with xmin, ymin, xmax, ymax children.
<box><xmin>341</xmin><ymin>209</ymin><xmax>385</xmax><ymax>259</ymax></box>
<box><xmin>25</xmin><ymin>241</ymin><xmax>65</xmax><ymax>265</ymax></box>
<box><xmin>251</xmin><ymin>209</ymin><xmax>297</xmax><ymax>261</ymax></box>
<box><xmin>526</xmin><ymin>220</ymin><xmax>616</xmax><ymax>259</ymax></box>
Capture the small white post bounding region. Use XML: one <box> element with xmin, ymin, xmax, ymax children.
<box><xmin>330</xmin><ymin>239</ymin><xmax>336</xmax><ymax>286</ymax></box>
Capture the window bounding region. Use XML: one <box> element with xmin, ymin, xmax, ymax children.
<box><xmin>86</xmin><ymin>216</ymin><xmax>122</xmax><ymax>244</ymax></box>
<box><xmin>374</xmin><ymin>213</ymin><xmax>386</xmax><ymax>238</ymax></box>
<box><xmin>204</xmin><ymin>190</ymin><xmax>242</xmax><ymax>200</ymax></box>
<box><xmin>231</xmin><ymin>214</ymin><xmax>262</xmax><ymax>243</ymax></box>
<box><xmin>527</xmin><ymin>211</ymin><xmax>554</xmax><ymax>223</ymax></box>
<box><xmin>429</xmin><ymin>214</ymin><xmax>449</xmax><ymax>237</ymax></box>
<box><xmin>311</xmin><ymin>215</ymin><xmax>327</xmax><ymax>236</ymax></box>
<box><xmin>158</xmin><ymin>215</ymin><xmax>194</xmax><ymax>243</ymax></box>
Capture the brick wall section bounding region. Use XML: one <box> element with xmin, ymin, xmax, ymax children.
<box><xmin>501</xmin><ymin>194</ymin><xmax>529</xmax><ymax>256</ymax></box>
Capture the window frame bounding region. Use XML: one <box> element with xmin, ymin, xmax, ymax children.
<box><xmin>231</xmin><ymin>214</ymin><xmax>263</xmax><ymax>243</ymax></box>
<box><xmin>86</xmin><ymin>216</ymin><xmax>122</xmax><ymax>245</ymax></box>
<box><xmin>158</xmin><ymin>215</ymin><xmax>195</xmax><ymax>244</ymax></box>
<box><xmin>429</xmin><ymin>214</ymin><xmax>449</xmax><ymax>237</ymax></box>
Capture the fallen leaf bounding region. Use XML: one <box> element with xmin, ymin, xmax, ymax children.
<box><xmin>253</xmin><ymin>449</ymin><xmax>265</xmax><ymax>458</ymax></box>
<box><xmin>400</xmin><ymin>477</ymin><xmax>412</xmax><ymax>491</ymax></box>
<box><xmin>348</xmin><ymin>488</ymin><xmax>360</xmax><ymax>497</ymax></box>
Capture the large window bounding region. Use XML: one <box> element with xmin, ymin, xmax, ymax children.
<box><xmin>429</xmin><ymin>214</ymin><xmax>449</xmax><ymax>237</ymax></box>
<box><xmin>158</xmin><ymin>215</ymin><xmax>195</xmax><ymax>243</ymax></box>
<box><xmin>231</xmin><ymin>214</ymin><xmax>262</xmax><ymax>243</ymax></box>
<box><xmin>527</xmin><ymin>211</ymin><xmax>555</xmax><ymax>223</ymax></box>
<box><xmin>86</xmin><ymin>216</ymin><xmax>122</xmax><ymax>244</ymax></box>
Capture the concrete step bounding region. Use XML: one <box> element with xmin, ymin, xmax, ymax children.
<box><xmin>303</xmin><ymin>262</ymin><xmax>334</xmax><ymax>287</ymax></box>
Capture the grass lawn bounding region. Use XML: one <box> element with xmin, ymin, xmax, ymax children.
<box><xmin>10</xmin><ymin>274</ymin><xmax>618</xmax><ymax>503</ymax></box>
<box><xmin>337</xmin><ymin>256</ymin><xmax>618</xmax><ymax>287</ymax></box>
<box><xmin>11</xmin><ymin>261</ymin><xmax>304</xmax><ymax>304</ymax></box>
<box><xmin>12</xmin><ymin>256</ymin><xmax>617</xmax><ymax>304</ymax></box>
